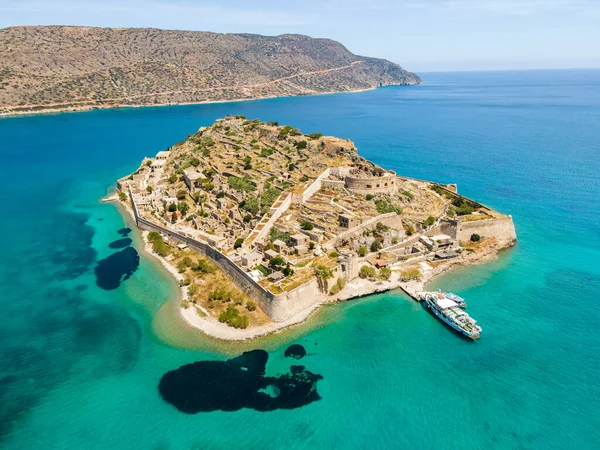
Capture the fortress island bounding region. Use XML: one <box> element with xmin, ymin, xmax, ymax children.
<box><xmin>116</xmin><ymin>116</ymin><xmax>516</xmax><ymax>340</ymax></box>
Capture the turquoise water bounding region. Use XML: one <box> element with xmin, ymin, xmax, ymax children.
<box><xmin>1</xmin><ymin>69</ymin><xmax>599</xmax><ymax>449</ymax></box>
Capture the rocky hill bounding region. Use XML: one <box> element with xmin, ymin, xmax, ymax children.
<box><xmin>0</xmin><ymin>26</ymin><xmax>421</xmax><ymax>115</ymax></box>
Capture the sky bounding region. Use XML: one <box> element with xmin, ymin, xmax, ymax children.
<box><xmin>1</xmin><ymin>0</ymin><xmax>599</xmax><ymax>72</ymax></box>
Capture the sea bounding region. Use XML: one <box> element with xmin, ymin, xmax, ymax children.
<box><xmin>0</xmin><ymin>69</ymin><xmax>599</xmax><ymax>449</ymax></box>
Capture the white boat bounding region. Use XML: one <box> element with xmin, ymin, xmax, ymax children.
<box><xmin>423</xmin><ymin>293</ymin><xmax>482</xmax><ymax>340</ymax></box>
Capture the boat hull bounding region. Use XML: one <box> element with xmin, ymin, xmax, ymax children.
<box><xmin>423</xmin><ymin>301</ymin><xmax>480</xmax><ymax>340</ymax></box>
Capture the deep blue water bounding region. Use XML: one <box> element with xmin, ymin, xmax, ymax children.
<box><xmin>1</xmin><ymin>69</ymin><xmax>599</xmax><ymax>449</ymax></box>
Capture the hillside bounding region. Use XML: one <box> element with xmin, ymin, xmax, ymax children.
<box><xmin>0</xmin><ymin>26</ymin><xmax>421</xmax><ymax>115</ymax></box>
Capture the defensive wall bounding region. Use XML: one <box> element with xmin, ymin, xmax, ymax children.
<box><xmin>129</xmin><ymin>187</ymin><xmax>325</xmax><ymax>322</ymax></box>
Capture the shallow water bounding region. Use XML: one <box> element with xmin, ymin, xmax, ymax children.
<box><xmin>0</xmin><ymin>69</ymin><xmax>599</xmax><ymax>449</ymax></box>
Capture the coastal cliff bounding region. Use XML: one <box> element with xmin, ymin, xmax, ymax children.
<box><xmin>0</xmin><ymin>26</ymin><xmax>421</xmax><ymax>116</ymax></box>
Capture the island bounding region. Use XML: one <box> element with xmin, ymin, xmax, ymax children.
<box><xmin>115</xmin><ymin>116</ymin><xmax>516</xmax><ymax>340</ymax></box>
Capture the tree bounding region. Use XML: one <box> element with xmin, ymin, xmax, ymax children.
<box><xmin>359</xmin><ymin>265</ymin><xmax>377</xmax><ymax>279</ymax></box>
<box><xmin>190</xmin><ymin>157</ymin><xmax>200</xmax><ymax>167</ymax></box>
<box><xmin>379</xmin><ymin>267</ymin><xmax>392</xmax><ymax>281</ymax></box>
<box><xmin>357</xmin><ymin>246</ymin><xmax>368</xmax><ymax>257</ymax></box>
<box><xmin>405</xmin><ymin>225</ymin><xmax>415</xmax><ymax>236</ymax></box>
<box><xmin>269</xmin><ymin>256</ymin><xmax>285</xmax><ymax>268</ymax></box>
<box><xmin>471</xmin><ymin>233</ymin><xmax>481</xmax><ymax>242</ymax></box>
<box><xmin>171</xmin><ymin>212</ymin><xmax>177</xmax><ymax>224</ymax></box>
<box><xmin>423</xmin><ymin>216</ymin><xmax>435</xmax><ymax>227</ymax></box>
<box><xmin>118</xmin><ymin>191</ymin><xmax>127</xmax><ymax>202</ymax></box>
<box><xmin>146</xmin><ymin>186</ymin><xmax>153</xmax><ymax>193</ymax></box>
<box><xmin>168</xmin><ymin>174</ymin><xmax>178</xmax><ymax>184</ymax></box>
<box><xmin>282</xmin><ymin>264</ymin><xmax>294</xmax><ymax>277</ymax></box>
<box><xmin>399</xmin><ymin>268</ymin><xmax>421</xmax><ymax>281</ymax></box>
<box><xmin>234</xmin><ymin>238</ymin><xmax>245</xmax><ymax>249</ymax></box>
<box><xmin>329</xmin><ymin>277</ymin><xmax>346</xmax><ymax>295</ymax></box>
<box><xmin>168</xmin><ymin>203</ymin><xmax>177</xmax><ymax>212</ymax></box>
<box><xmin>370</xmin><ymin>240</ymin><xmax>382</xmax><ymax>252</ymax></box>
<box><xmin>177</xmin><ymin>202</ymin><xmax>189</xmax><ymax>216</ymax></box>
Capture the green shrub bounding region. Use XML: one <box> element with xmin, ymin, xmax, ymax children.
<box><xmin>357</xmin><ymin>246</ymin><xmax>368</xmax><ymax>257</ymax></box>
<box><xmin>470</xmin><ymin>234</ymin><xmax>481</xmax><ymax>242</ymax></box>
<box><xmin>359</xmin><ymin>265</ymin><xmax>377</xmax><ymax>279</ymax></box>
<box><xmin>315</xmin><ymin>265</ymin><xmax>334</xmax><ymax>280</ymax></box>
<box><xmin>227</xmin><ymin>176</ymin><xmax>256</xmax><ymax>192</ymax></box>
<box><xmin>194</xmin><ymin>258</ymin><xmax>216</xmax><ymax>274</ymax></box>
<box><xmin>118</xmin><ymin>191</ymin><xmax>127</xmax><ymax>201</ymax></box>
<box><xmin>218</xmin><ymin>305</ymin><xmax>249</xmax><ymax>329</ymax></box>
<box><xmin>234</xmin><ymin>238</ymin><xmax>245</xmax><ymax>249</ymax></box>
<box><xmin>148</xmin><ymin>231</ymin><xmax>161</xmax><ymax>242</ymax></box>
<box><xmin>375</xmin><ymin>199</ymin><xmax>402</xmax><ymax>214</ymax></box>
<box><xmin>370</xmin><ymin>240</ymin><xmax>382</xmax><ymax>252</ymax></box>
<box><xmin>246</xmin><ymin>300</ymin><xmax>257</xmax><ymax>311</ymax></box>
<box><xmin>399</xmin><ymin>268</ymin><xmax>421</xmax><ymax>281</ymax></box>
<box><xmin>405</xmin><ymin>225</ymin><xmax>415</xmax><ymax>236</ymax></box>
<box><xmin>308</xmin><ymin>133</ymin><xmax>323</xmax><ymax>140</ymax></box>
<box><xmin>329</xmin><ymin>251</ymin><xmax>340</xmax><ymax>258</ymax></box>
<box><xmin>177</xmin><ymin>202</ymin><xmax>189</xmax><ymax>216</ymax></box>
<box><xmin>423</xmin><ymin>216</ymin><xmax>435</xmax><ymax>227</ymax></box>
<box><xmin>209</xmin><ymin>287</ymin><xmax>231</xmax><ymax>302</ymax></box>
<box><xmin>295</xmin><ymin>140</ymin><xmax>308</xmax><ymax>150</ymax></box>
<box><xmin>255</xmin><ymin>265</ymin><xmax>269</xmax><ymax>277</ymax></box>
<box><xmin>379</xmin><ymin>267</ymin><xmax>392</xmax><ymax>281</ymax></box>
<box><xmin>269</xmin><ymin>256</ymin><xmax>285</xmax><ymax>268</ymax></box>
<box><xmin>376</xmin><ymin>222</ymin><xmax>389</xmax><ymax>232</ymax></box>
<box><xmin>300</xmin><ymin>221</ymin><xmax>314</xmax><ymax>231</ymax></box>
<box><xmin>366</xmin><ymin>194</ymin><xmax>374</xmax><ymax>201</ymax></box>
<box><xmin>402</xmin><ymin>190</ymin><xmax>415</xmax><ymax>200</ymax></box>
<box><xmin>329</xmin><ymin>277</ymin><xmax>346</xmax><ymax>295</ymax></box>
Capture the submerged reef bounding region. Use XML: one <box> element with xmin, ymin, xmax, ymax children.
<box><xmin>158</xmin><ymin>348</ymin><xmax>322</xmax><ymax>413</ymax></box>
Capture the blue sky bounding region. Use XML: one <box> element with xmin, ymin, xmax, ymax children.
<box><xmin>1</xmin><ymin>0</ymin><xmax>599</xmax><ymax>71</ymax></box>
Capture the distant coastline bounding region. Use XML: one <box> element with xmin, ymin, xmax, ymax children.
<box><xmin>0</xmin><ymin>86</ymin><xmax>381</xmax><ymax>118</ymax></box>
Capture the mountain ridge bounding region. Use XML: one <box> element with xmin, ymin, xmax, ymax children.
<box><xmin>0</xmin><ymin>26</ymin><xmax>421</xmax><ymax>115</ymax></box>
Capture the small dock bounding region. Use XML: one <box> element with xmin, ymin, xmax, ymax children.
<box><xmin>398</xmin><ymin>281</ymin><xmax>425</xmax><ymax>302</ymax></box>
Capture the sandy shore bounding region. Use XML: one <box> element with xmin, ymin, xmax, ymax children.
<box><xmin>109</xmin><ymin>195</ymin><xmax>514</xmax><ymax>342</ymax></box>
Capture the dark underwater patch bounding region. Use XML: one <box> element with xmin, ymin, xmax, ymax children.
<box><xmin>117</xmin><ymin>227</ymin><xmax>132</xmax><ymax>236</ymax></box>
<box><xmin>94</xmin><ymin>247</ymin><xmax>140</xmax><ymax>290</ymax></box>
<box><xmin>0</xmin><ymin>286</ymin><xmax>141</xmax><ymax>441</ymax></box>
<box><xmin>158</xmin><ymin>349</ymin><xmax>322</xmax><ymax>413</ymax></box>
<box><xmin>108</xmin><ymin>238</ymin><xmax>132</xmax><ymax>249</ymax></box>
<box><xmin>284</xmin><ymin>344</ymin><xmax>307</xmax><ymax>359</ymax></box>
<box><xmin>47</xmin><ymin>211</ymin><xmax>97</xmax><ymax>279</ymax></box>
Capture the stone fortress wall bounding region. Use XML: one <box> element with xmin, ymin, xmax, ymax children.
<box><xmin>129</xmin><ymin>188</ymin><xmax>325</xmax><ymax>322</ymax></box>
